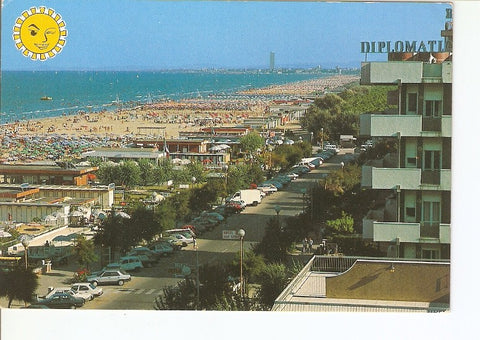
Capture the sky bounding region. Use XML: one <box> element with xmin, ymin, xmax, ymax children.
<box><xmin>1</xmin><ymin>1</ymin><xmax>451</xmax><ymax>70</ymax></box>
<box><xmin>1</xmin><ymin>0</ymin><xmax>452</xmax><ymax>71</ymax></box>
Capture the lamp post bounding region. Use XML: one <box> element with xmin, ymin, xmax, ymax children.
<box><xmin>194</xmin><ymin>237</ymin><xmax>200</xmax><ymax>309</ymax></box>
<box><xmin>237</xmin><ymin>228</ymin><xmax>245</xmax><ymax>298</ymax></box>
<box><xmin>321</xmin><ymin>128</ymin><xmax>324</xmax><ymax>150</ymax></box>
<box><xmin>21</xmin><ymin>237</ymin><xmax>30</xmax><ymax>270</ymax></box>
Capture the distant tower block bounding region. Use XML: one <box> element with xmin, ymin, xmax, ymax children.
<box><xmin>270</xmin><ymin>52</ymin><xmax>275</xmax><ymax>71</ymax></box>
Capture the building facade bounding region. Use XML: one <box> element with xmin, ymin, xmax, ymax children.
<box><xmin>359</xmin><ymin>12</ymin><xmax>452</xmax><ymax>259</ymax></box>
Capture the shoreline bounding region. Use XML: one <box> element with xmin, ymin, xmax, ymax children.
<box><xmin>0</xmin><ymin>75</ymin><xmax>359</xmax><ymax>162</ymax></box>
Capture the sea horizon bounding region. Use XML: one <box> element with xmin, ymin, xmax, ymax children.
<box><xmin>0</xmin><ymin>70</ymin><xmax>358</xmax><ymax>124</ymax></box>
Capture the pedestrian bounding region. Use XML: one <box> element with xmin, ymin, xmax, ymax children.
<box><xmin>308</xmin><ymin>238</ymin><xmax>313</xmax><ymax>253</ymax></box>
<box><xmin>302</xmin><ymin>237</ymin><xmax>308</xmax><ymax>253</ymax></box>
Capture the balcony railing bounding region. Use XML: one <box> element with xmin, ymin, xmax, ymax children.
<box><xmin>421</xmin><ymin>170</ymin><xmax>441</xmax><ymax>185</ymax></box>
<box><xmin>367</xmin><ymin>221</ymin><xmax>450</xmax><ymax>244</ymax></box>
<box><xmin>362</xmin><ymin>166</ymin><xmax>450</xmax><ymax>190</ymax></box>
<box><xmin>420</xmin><ymin>222</ymin><xmax>440</xmax><ymax>238</ymax></box>
<box><xmin>422</xmin><ymin>117</ymin><xmax>442</xmax><ymax>131</ymax></box>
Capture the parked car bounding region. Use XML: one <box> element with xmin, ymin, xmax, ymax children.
<box><xmin>87</xmin><ymin>269</ymin><xmax>131</xmax><ymax>286</ymax></box>
<box><xmin>127</xmin><ymin>247</ymin><xmax>159</xmax><ymax>266</ymax></box>
<box><xmin>115</xmin><ymin>255</ymin><xmax>144</xmax><ymax>271</ymax></box>
<box><xmin>43</xmin><ymin>287</ymin><xmax>93</xmax><ymax>302</ymax></box>
<box><xmin>324</xmin><ymin>144</ymin><xmax>340</xmax><ymax>154</ymax></box>
<box><xmin>33</xmin><ymin>292</ymin><xmax>85</xmax><ymax>309</ymax></box>
<box><xmin>225</xmin><ymin>201</ymin><xmax>243</xmax><ymax>213</ymax></box>
<box><xmin>71</xmin><ymin>282</ymin><xmax>103</xmax><ymax>298</ymax></box>
<box><xmin>149</xmin><ymin>241</ymin><xmax>174</xmax><ymax>256</ymax></box>
<box><xmin>285</xmin><ymin>172</ymin><xmax>299</xmax><ymax>180</ymax></box>
<box><xmin>258</xmin><ymin>183</ymin><xmax>278</xmax><ymax>194</ymax></box>
<box><xmin>226</xmin><ymin>199</ymin><xmax>246</xmax><ymax>210</ymax></box>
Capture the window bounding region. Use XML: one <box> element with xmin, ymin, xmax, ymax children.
<box><xmin>408</xmin><ymin>93</ymin><xmax>417</xmax><ymax>112</ymax></box>
<box><xmin>407</xmin><ymin>157</ymin><xmax>417</xmax><ymax>166</ymax></box>
<box><xmin>424</xmin><ymin>150</ymin><xmax>441</xmax><ymax>170</ymax></box>
<box><xmin>422</xmin><ymin>249</ymin><xmax>439</xmax><ymax>259</ymax></box>
<box><xmin>406</xmin><ymin>207</ymin><xmax>416</xmax><ymax>217</ymax></box>
<box><xmin>425</xmin><ymin>100</ymin><xmax>442</xmax><ymax>117</ymax></box>
<box><xmin>423</xmin><ymin>201</ymin><xmax>440</xmax><ymax>227</ymax></box>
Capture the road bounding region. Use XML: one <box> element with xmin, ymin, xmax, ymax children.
<box><xmin>26</xmin><ymin>148</ymin><xmax>356</xmax><ymax>310</ymax></box>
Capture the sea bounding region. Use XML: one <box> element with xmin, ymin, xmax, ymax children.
<box><xmin>0</xmin><ymin>71</ymin><xmax>327</xmax><ymax>124</ymax></box>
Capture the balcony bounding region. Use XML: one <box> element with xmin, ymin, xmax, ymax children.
<box><xmin>360</xmin><ymin>114</ymin><xmax>452</xmax><ymax>138</ymax></box>
<box><xmin>361</xmin><ymin>61</ymin><xmax>452</xmax><ymax>85</ymax></box>
<box><xmin>362</xmin><ymin>167</ymin><xmax>451</xmax><ymax>191</ymax></box>
<box><xmin>366</xmin><ymin>221</ymin><xmax>450</xmax><ymax>244</ymax></box>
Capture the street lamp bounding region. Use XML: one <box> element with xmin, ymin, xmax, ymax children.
<box><xmin>21</xmin><ymin>237</ymin><xmax>30</xmax><ymax>270</ymax></box>
<box><xmin>237</xmin><ymin>228</ymin><xmax>245</xmax><ymax>298</ymax></box>
<box><xmin>321</xmin><ymin>128</ymin><xmax>324</xmax><ymax>150</ymax></box>
<box><xmin>194</xmin><ymin>237</ymin><xmax>200</xmax><ymax>309</ymax></box>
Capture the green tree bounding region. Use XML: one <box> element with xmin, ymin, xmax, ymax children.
<box><xmin>154</xmin><ymin>159</ymin><xmax>174</xmax><ymax>185</ymax></box>
<box><xmin>117</xmin><ymin>161</ymin><xmax>141</xmax><ymax>188</ymax></box>
<box><xmin>185</xmin><ymin>162</ymin><xmax>206</xmax><ymax>184</ymax></box>
<box><xmin>94</xmin><ymin>211</ymin><xmax>131</xmax><ymax>257</ymax></box>
<box><xmin>138</xmin><ymin>159</ymin><xmax>156</xmax><ymax>186</ymax></box>
<box><xmin>239</xmin><ymin>132</ymin><xmax>264</xmax><ymax>156</ymax></box>
<box><xmin>127</xmin><ymin>206</ymin><xmax>162</xmax><ymax>244</ymax></box>
<box><xmin>254</xmin><ymin>218</ymin><xmax>290</xmax><ymax>262</ymax></box>
<box><xmin>256</xmin><ymin>263</ymin><xmax>289</xmax><ymax>308</ymax></box>
<box><xmin>153</xmin><ymin>200</ymin><xmax>176</xmax><ymax>232</ymax></box>
<box><xmin>326</xmin><ymin>211</ymin><xmax>354</xmax><ymax>235</ymax></box>
<box><xmin>96</xmin><ymin>162</ymin><xmax>119</xmax><ymax>185</ymax></box>
<box><xmin>153</xmin><ymin>278</ymin><xmax>197</xmax><ymax>310</ymax></box>
<box><xmin>0</xmin><ymin>266</ymin><xmax>38</xmax><ymax>308</ymax></box>
<box><xmin>168</xmin><ymin>191</ymin><xmax>192</xmax><ymax>223</ymax></box>
<box><xmin>189</xmin><ymin>185</ymin><xmax>219</xmax><ymax>213</ymax></box>
<box><xmin>74</xmin><ymin>235</ymin><xmax>98</xmax><ymax>270</ymax></box>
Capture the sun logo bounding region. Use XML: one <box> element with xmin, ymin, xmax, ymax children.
<box><xmin>12</xmin><ymin>6</ymin><xmax>67</xmax><ymax>61</ymax></box>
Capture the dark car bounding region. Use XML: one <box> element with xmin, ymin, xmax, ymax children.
<box><xmin>32</xmin><ymin>292</ymin><xmax>85</xmax><ymax>309</ymax></box>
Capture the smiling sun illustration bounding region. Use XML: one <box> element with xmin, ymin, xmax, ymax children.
<box><xmin>13</xmin><ymin>7</ymin><xmax>67</xmax><ymax>61</ymax></box>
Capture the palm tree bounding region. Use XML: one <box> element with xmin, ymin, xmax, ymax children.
<box><xmin>0</xmin><ymin>266</ymin><xmax>39</xmax><ymax>308</ymax></box>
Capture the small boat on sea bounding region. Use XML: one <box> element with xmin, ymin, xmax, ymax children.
<box><xmin>40</xmin><ymin>96</ymin><xmax>53</xmax><ymax>101</ymax></box>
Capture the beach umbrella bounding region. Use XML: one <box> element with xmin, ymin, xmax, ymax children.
<box><xmin>0</xmin><ymin>230</ymin><xmax>12</xmax><ymax>238</ymax></box>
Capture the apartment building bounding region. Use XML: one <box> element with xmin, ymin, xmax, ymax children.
<box><xmin>359</xmin><ymin>11</ymin><xmax>452</xmax><ymax>259</ymax></box>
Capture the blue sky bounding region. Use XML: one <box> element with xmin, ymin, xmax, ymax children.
<box><xmin>1</xmin><ymin>0</ymin><xmax>451</xmax><ymax>71</ymax></box>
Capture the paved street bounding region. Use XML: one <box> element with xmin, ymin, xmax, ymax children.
<box><xmin>1</xmin><ymin>148</ymin><xmax>356</xmax><ymax>309</ymax></box>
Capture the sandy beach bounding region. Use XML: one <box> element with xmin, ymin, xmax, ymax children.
<box><xmin>0</xmin><ymin>75</ymin><xmax>359</xmax><ymax>162</ymax></box>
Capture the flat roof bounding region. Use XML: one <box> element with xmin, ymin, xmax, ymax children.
<box><xmin>0</xmin><ymin>165</ymin><xmax>97</xmax><ymax>174</ymax></box>
<box><xmin>83</xmin><ymin>148</ymin><xmax>164</xmax><ymax>159</ymax></box>
<box><xmin>0</xmin><ymin>184</ymin><xmax>112</xmax><ymax>192</ymax></box>
<box><xmin>273</xmin><ymin>256</ymin><xmax>450</xmax><ymax>312</ymax></box>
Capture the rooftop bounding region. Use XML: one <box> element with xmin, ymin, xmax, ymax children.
<box><xmin>273</xmin><ymin>256</ymin><xmax>450</xmax><ymax>312</ymax></box>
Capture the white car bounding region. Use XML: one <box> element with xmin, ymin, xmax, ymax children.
<box><xmin>44</xmin><ymin>287</ymin><xmax>93</xmax><ymax>302</ymax></box>
<box><xmin>324</xmin><ymin>144</ymin><xmax>340</xmax><ymax>154</ymax></box>
<box><xmin>71</xmin><ymin>282</ymin><xmax>103</xmax><ymax>298</ymax></box>
<box><xmin>165</xmin><ymin>233</ymin><xmax>194</xmax><ymax>247</ymax></box>
<box><xmin>258</xmin><ymin>184</ymin><xmax>278</xmax><ymax>194</ymax></box>
<box><xmin>286</xmin><ymin>173</ymin><xmax>299</xmax><ymax>180</ymax></box>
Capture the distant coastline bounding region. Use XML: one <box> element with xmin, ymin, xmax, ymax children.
<box><xmin>0</xmin><ymin>70</ymin><xmax>359</xmax><ymax>124</ymax></box>
<box><xmin>0</xmin><ymin>74</ymin><xmax>359</xmax><ymax>163</ymax></box>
